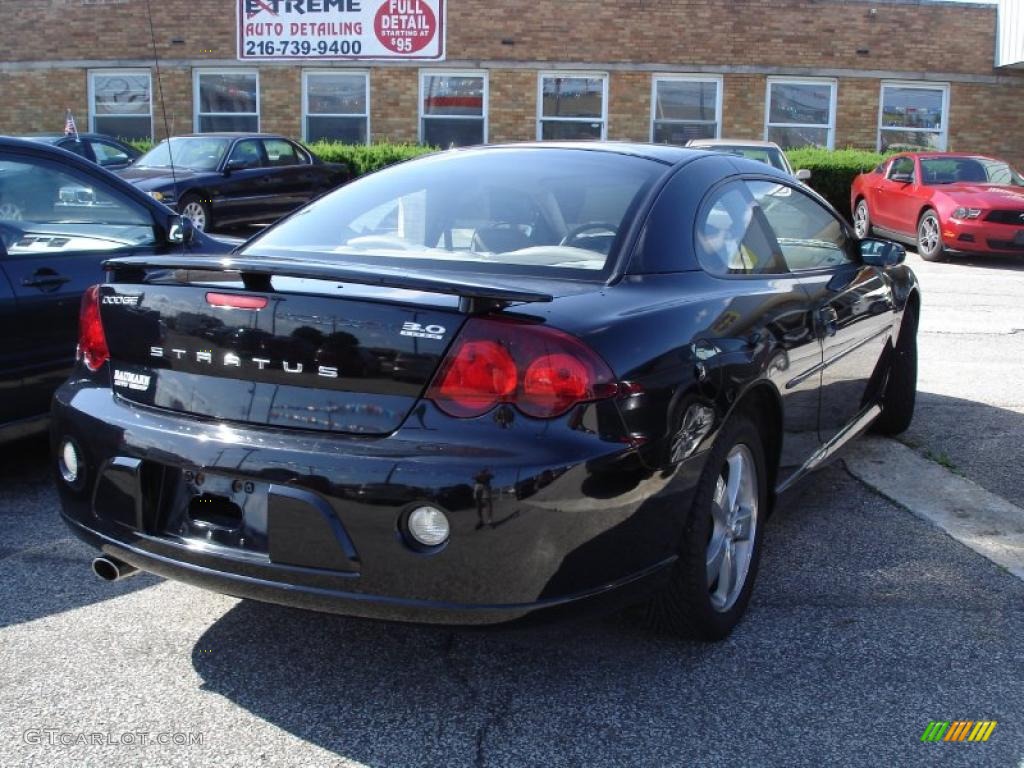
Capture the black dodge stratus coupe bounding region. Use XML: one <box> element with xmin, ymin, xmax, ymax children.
<box><xmin>52</xmin><ymin>143</ymin><xmax>919</xmax><ymax>640</ymax></box>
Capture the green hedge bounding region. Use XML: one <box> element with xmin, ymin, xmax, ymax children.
<box><xmin>125</xmin><ymin>138</ymin><xmax>155</xmax><ymax>154</ymax></box>
<box><xmin>123</xmin><ymin>138</ymin><xmax>436</xmax><ymax>178</ymax></box>
<box><xmin>785</xmin><ymin>147</ymin><xmax>894</xmax><ymax>219</ymax></box>
<box><xmin>305</xmin><ymin>141</ymin><xmax>436</xmax><ymax>176</ymax></box>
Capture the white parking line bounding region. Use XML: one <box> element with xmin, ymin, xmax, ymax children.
<box><xmin>845</xmin><ymin>436</ymin><xmax>1024</xmax><ymax>582</ymax></box>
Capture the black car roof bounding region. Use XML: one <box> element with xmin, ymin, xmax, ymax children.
<box><xmin>480</xmin><ymin>141</ymin><xmax>711</xmax><ymax>166</ymax></box>
<box><xmin>17</xmin><ymin>132</ymin><xmax>126</xmax><ymax>141</ymax></box>
<box><xmin>166</xmin><ymin>133</ymin><xmax>289</xmax><ymax>140</ymax></box>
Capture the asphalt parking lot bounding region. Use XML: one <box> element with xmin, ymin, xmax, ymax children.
<box><xmin>1</xmin><ymin>252</ymin><xmax>1022</xmax><ymax>768</ymax></box>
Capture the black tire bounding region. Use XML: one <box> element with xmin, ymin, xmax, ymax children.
<box><xmin>916</xmin><ymin>210</ymin><xmax>945</xmax><ymax>262</ymax></box>
<box><xmin>640</xmin><ymin>412</ymin><xmax>768</xmax><ymax>641</ymax></box>
<box><xmin>179</xmin><ymin>193</ymin><xmax>213</xmax><ymax>233</ymax></box>
<box><xmin>853</xmin><ymin>199</ymin><xmax>871</xmax><ymax>239</ymax></box>
<box><xmin>872</xmin><ymin>304</ymin><xmax>918</xmax><ymax>436</ymax></box>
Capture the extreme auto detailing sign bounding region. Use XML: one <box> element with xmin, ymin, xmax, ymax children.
<box><xmin>238</xmin><ymin>0</ymin><xmax>445</xmax><ymax>61</ymax></box>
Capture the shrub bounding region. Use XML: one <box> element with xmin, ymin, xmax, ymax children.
<box><xmin>785</xmin><ymin>147</ymin><xmax>895</xmax><ymax>219</ymax></box>
<box><xmin>306</xmin><ymin>141</ymin><xmax>437</xmax><ymax>176</ymax></box>
<box><xmin>125</xmin><ymin>138</ymin><xmax>154</xmax><ymax>154</ymax></box>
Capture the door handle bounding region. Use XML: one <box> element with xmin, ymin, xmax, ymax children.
<box><xmin>22</xmin><ymin>272</ymin><xmax>71</xmax><ymax>289</ymax></box>
<box><xmin>818</xmin><ymin>306</ymin><xmax>839</xmax><ymax>337</ymax></box>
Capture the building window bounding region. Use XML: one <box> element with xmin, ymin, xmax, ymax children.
<box><xmin>538</xmin><ymin>73</ymin><xmax>607</xmax><ymax>141</ymax></box>
<box><xmin>420</xmin><ymin>72</ymin><xmax>487</xmax><ymax>148</ymax></box>
<box><xmin>303</xmin><ymin>71</ymin><xmax>369</xmax><ymax>144</ymax></box>
<box><xmin>88</xmin><ymin>70</ymin><xmax>152</xmax><ymax>139</ymax></box>
<box><xmin>651</xmin><ymin>75</ymin><xmax>722</xmax><ymax>144</ymax></box>
<box><xmin>764</xmin><ymin>78</ymin><xmax>836</xmax><ymax>149</ymax></box>
<box><xmin>878</xmin><ymin>82</ymin><xmax>949</xmax><ymax>152</ymax></box>
<box><xmin>194</xmin><ymin>70</ymin><xmax>259</xmax><ymax>133</ymax></box>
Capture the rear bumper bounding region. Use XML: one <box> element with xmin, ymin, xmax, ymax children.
<box><xmin>52</xmin><ymin>379</ymin><xmax>703</xmax><ymax>625</ymax></box>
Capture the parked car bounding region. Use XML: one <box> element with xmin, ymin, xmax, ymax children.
<box><xmin>119</xmin><ymin>133</ymin><xmax>351</xmax><ymax>232</ymax></box>
<box><xmin>0</xmin><ymin>136</ymin><xmax>233</xmax><ymax>444</ymax></box>
<box><xmin>851</xmin><ymin>152</ymin><xmax>1024</xmax><ymax>261</ymax></box>
<box><xmin>52</xmin><ymin>143</ymin><xmax>918</xmax><ymax>641</ymax></box>
<box><xmin>686</xmin><ymin>138</ymin><xmax>812</xmax><ymax>180</ymax></box>
<box><xmin>20</xmin><ymin>133</ymin><xmax>141</xmax><ymax>171</ymax></box>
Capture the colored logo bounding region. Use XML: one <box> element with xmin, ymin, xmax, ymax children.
<box><xmin>920</xmin><ymin>721</ymin><xmax>997</xmax><ymax>743</ymax></box>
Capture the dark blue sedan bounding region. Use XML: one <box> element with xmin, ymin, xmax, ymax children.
<box><xmin>21</xmin><ymin>133</ymin><xmax>142</xmax><ymax>171</ymax></box>
<box><xmin>120</xmin><ymin>134</ymin><xmax>351</xmax><ymax>232</ymax></box>
<box><xmin>0</xmin><ymin>136</ymin><xmax>233</xmax><ymax>443</ymax></box>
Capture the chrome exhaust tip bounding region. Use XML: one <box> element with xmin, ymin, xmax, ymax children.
<box><xmin>91</xmin><ymin>556</ymin><xmax>138</xmax><ymax>582</ymax></box>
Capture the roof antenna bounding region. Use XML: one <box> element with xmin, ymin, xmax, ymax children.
<box><xmin>143</xmin><ymin>0</ymin><xmax>181</xmax><ymax>244</ymax></box>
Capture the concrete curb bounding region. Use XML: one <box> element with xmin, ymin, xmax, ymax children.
<box><xmin>844</xmin><ymin>436</ymin><xmax>1024</xmax><ymax>582</ymax></box>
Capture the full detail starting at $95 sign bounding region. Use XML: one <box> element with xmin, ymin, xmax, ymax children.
<box><xmin>238</xmin><ymin>0</ymin><xmax>445</xmax><ymax>61</ymax></box>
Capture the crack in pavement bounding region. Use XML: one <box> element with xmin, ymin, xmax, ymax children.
<box><xmin>442</xmin><ymin>633</ymin><xmax>514</xmax><ymax>768</ymax></box>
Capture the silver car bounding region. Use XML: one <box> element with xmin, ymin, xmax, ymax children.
<box><xmin>686</xmin><ymin>138</ymin><xmax>812</xmax><ymax>181</ymax></box>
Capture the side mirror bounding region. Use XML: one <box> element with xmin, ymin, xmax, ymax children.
<box><xmin>795</xmin><ymin>168</ymin><xmax>812</xmax><ymax>181</ymax></box>
<box><xmin>224</xmin><ymin>158</ymin><xmax>248</xmax><ymax>174</ymax></box>
<box><xmin>889</xmin><ymin>172</ymin><xmax>914</xmax><ymax>184</ymax></box>
<box><xmin>167</xmin><ymin>215</ymin><xmax>195</xmax><ymax>245</ymax></box>
<box><xmin>859</xmin><ymin>238</ymin><xmax>905</xmax><ymax>267</ymax></box>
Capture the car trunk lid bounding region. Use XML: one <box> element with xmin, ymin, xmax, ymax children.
<box><xmin>98</xmin><ymin>255</ymin><xmax>553</xmax><ymax>435</ymax></box>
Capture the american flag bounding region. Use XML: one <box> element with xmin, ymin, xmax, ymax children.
<box><xmin>63</xmin><ymin>109</ymin><xmax>79</xmax><ymax>140</ymax></box>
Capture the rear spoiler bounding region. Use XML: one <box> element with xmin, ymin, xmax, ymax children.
<box><xmin>103</xmin><ymin>254</ymin><xmax>553</xmax><ymax>314</ymax></box>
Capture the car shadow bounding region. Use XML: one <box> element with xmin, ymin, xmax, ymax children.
<box><xmin>187</xmin><ymin>430</ymin><xmax>1024</xmax><ymax>765</ymax></box>
<box><xmin>0</xmin><ymin>434</ymin><xmax>160</xmax><ymax>629</ymax></box>
<box><xmin>902</xmin><ymin>390</ymin><xmax>1024</xmax><ymax>502</ymax></box>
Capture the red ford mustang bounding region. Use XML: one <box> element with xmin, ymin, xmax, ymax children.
<box><xmin>850</xmin><ymin>152</ymin><xmax>1024</xmax><ymax>261</ymax></box>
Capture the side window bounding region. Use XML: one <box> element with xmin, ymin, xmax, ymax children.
<box><xmin>59</xmin><ymin>140</ymin><xmax>90</xmax><ymax>159</ymax></box>
<box><xmin>90</xmin><ymin>141</ymin><xmax>131</xmax><ymax>168</ymax></box>
<box><xmin>262</xmin><ymin>139</ymin><xmax>300</xmax><ymax>167</ymax></box>
<box><xmin>747</xmin><ymin>180</ymin><xmax>853</xmax><ymax>272</ymax></box>
<box><xmin>227</xmin><ymin>139</ymin><xmax>264</xmax><ymax>170</ymax></box>
<box><xmin>696</xmin><ymin>181</ymin><xmax>786</xmax><ymax>276</ymax></box>
<box><xmin>0</xmin><ymin>153</ymin><xmax>154</xmax><ymax>256</ymax></box>
<box><xmin>887</xmin><ymin>156</ymin><xmax>914</xmax><ymax>181</ymax></box>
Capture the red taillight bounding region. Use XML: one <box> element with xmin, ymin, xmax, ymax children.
<box><xmin>427</xmin><ymin>318</ymin><xmax>618</xmax><ymax>419</ymax></box>
<box><xmin>77</xmin><ymin>285</ymin><xmax>109</xmax><ymax>371</ymax></box>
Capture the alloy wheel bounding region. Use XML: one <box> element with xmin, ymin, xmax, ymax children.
<box><xmin>854</xmin><ymin>202</ymin><xmax>869</xmax><ymax>239</ymax></box>
<box><xmin>706</xmin><ymin>444</ymin><xmax>759</xmax><ymax>612</ymax></box>
<box><xmin>918</xmin><ymin>215</ymin><xmax>940</xmax><ymax>255</ymax></box>
<box><xmin>182</xmin><ymin>201</ymin><xmax>207</xmax><ymax>231</ymax></box>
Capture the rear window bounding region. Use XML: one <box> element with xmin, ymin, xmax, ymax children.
<box><xmin>703</xmin><ymin>145</ymin><xmax>789</xmax><ymax>172</ymax></box>
<box><xmin>244</xmin><ymin>148</ymin><xmax>662</xmax><ymax>277</ymax></box>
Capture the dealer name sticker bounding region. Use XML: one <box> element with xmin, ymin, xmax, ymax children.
<box><xmin>238</xmin><ymin>0</ymin><xmax>445</xmax><ymax>60</ymax></box>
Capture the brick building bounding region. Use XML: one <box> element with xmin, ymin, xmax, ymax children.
<box><xmin>1</xmin><ymin>0</ymin><xmax>1023</xmax><ymax>164</ymax></box>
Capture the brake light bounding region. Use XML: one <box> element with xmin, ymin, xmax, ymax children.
<box><xmin>427</xmin><ymin>318</ymin><xmax>618</xmax><ymax>419</ymax></box>
<box><xmin>77</xmin><ymin>285</ymin><xmax>109</xmax><ymax>371</ymax></box>
<box><xmin>206</xmin><ymin>292</ymin><xmax>268</xmax><ymax>310</ymax></box>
